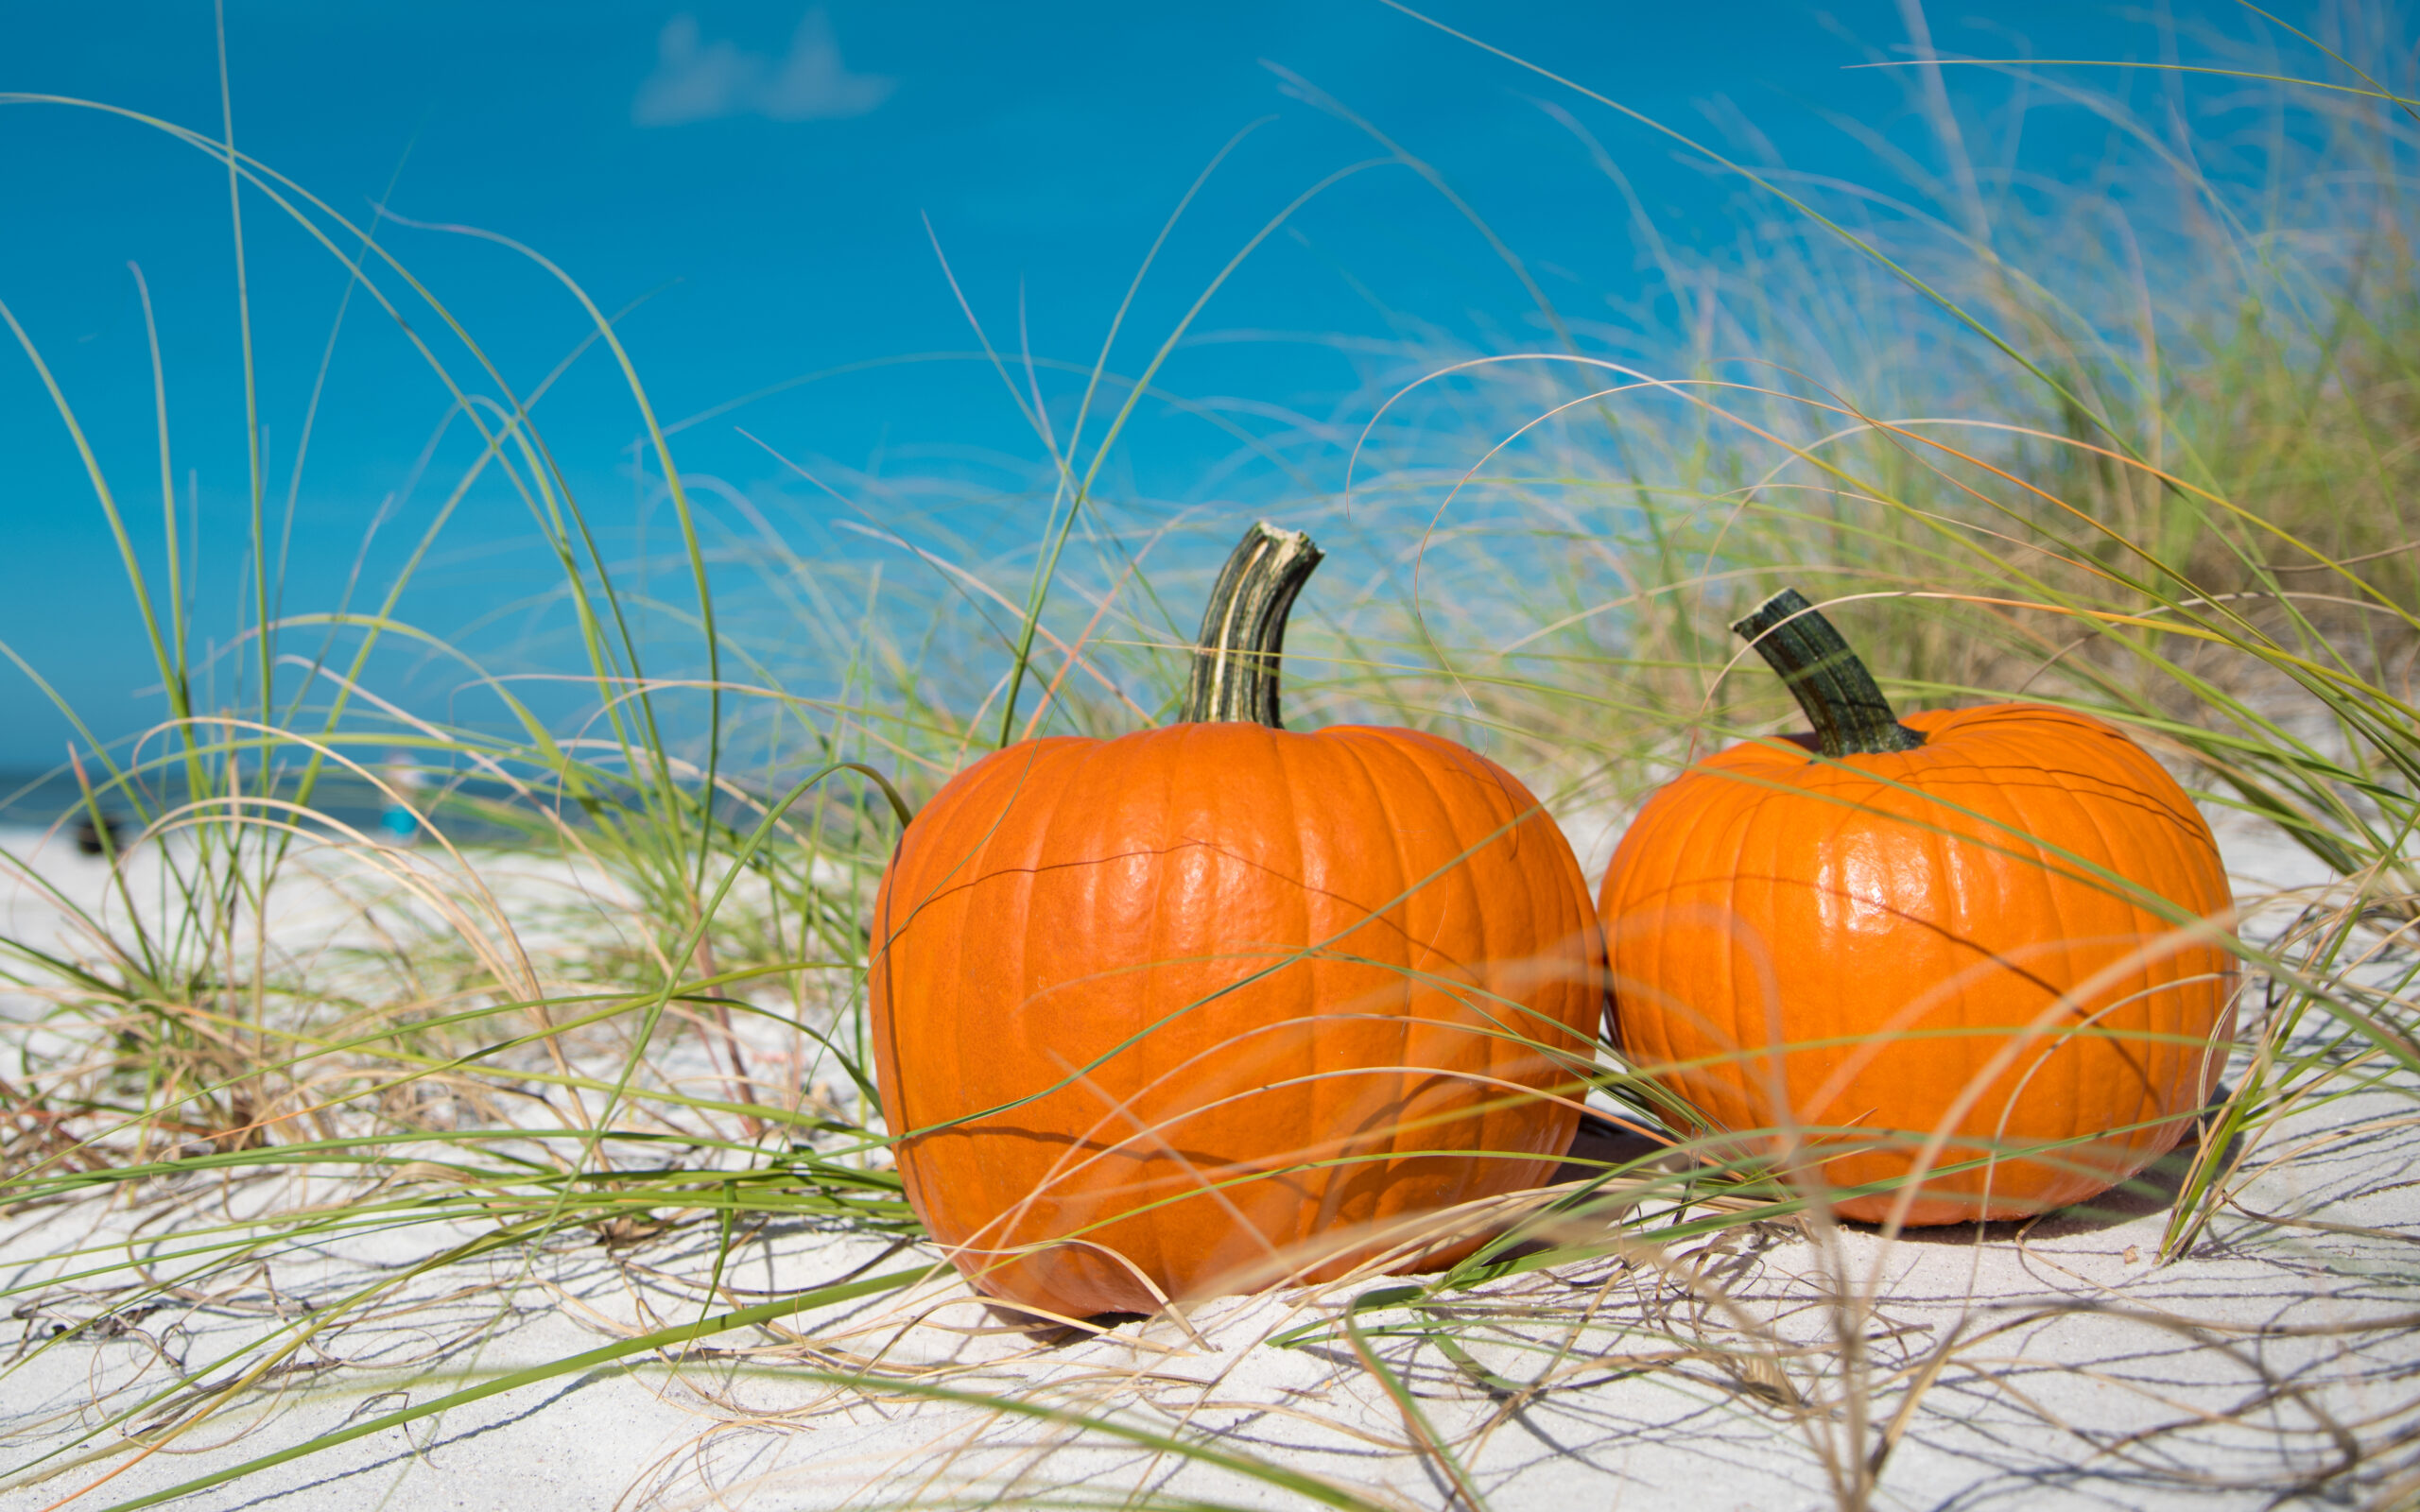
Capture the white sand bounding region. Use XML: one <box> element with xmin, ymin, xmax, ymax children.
<box><xmin>2</xmin><ymin>814</ymin><xmax>2414</xmax><ymax>1511</ymax></box>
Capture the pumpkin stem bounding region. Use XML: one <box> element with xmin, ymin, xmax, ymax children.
<box><xmin>1731</xmin><ymin>588</ymin><xmax>1925</xmax><ymax>757</ymax></box>
<box><xmin>1182</xmin><ymin>522</ymin><xmax>1323</xmax><ymax>728</ymax></box>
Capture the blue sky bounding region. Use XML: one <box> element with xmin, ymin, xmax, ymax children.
<box><xmin>0</xmin><ymin>1</ymin><xmax>2316</xmax><ymax>772</ymax></box>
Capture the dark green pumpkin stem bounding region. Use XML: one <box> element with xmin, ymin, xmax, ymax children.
<box><xmin>1731</xmin><ymin>588</ymin><xmax>1924</xmax><ymax>757</ymax></box>
<box><xmin>1182</xmin><ymin>522</ymin><xmax>1323</xmax><ymax>728</ymax></box>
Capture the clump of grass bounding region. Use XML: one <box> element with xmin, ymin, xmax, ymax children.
<box><xmin>5</xmin><ymin>5</ymin><xmax>2420</xmax><ymax>1511</ymax></box>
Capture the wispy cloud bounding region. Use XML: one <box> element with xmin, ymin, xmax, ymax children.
<box><xmin>632</xmin><ymin>8</ymin><xmax>895</xmax><ymax>128</ymax></box>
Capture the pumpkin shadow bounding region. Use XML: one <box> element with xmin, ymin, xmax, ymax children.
<box><xmin>1444</xmin><ymin>1113</ymin><xmax>1672</xmax><ymax>1272</ymax></box>
<box><xmin>1550</xmin><ymin>1110</ymin><xmax>1667</xmax><ymax>1185</ymax></box>
<box><xmin>980</xmin><ymin>1299</ymin><xmax>1150</xmax><ymax>1341</ymax></box>
<box><xmin>1858</xmin><ymin>1099</ymin><xmax>2244</xmax><ymax>1245</ymax></box>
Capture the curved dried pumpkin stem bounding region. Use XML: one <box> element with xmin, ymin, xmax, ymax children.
<box><xmin>1732</xmin><ymin>588</ymin><xmax>1925</xmax><ymax>757</ymax></box>
<box><xmin>1182</xmin><ymin>522</ymin><xmax>1323</xmax><ymax>728</ymax></box>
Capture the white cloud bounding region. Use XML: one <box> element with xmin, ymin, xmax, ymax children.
<box><xmin>632</xmin><ymin>9</ymin><xmax>895</xmax><ymax>128</ymax></box>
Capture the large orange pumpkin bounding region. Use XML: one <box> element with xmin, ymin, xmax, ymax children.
<box><xmin>870</xmin><ymin>524</ymin><xmax>1603</xmax><ymax>1318</ymax></box>
<box><xmin>1600</xmin><ymin>590</ymin><xmax>2236</xmax><ymax>1226</ymax></box>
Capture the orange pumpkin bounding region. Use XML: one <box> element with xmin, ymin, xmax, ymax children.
<box><xmin>1600</xmin><ymin>590</ymin><xmax>2236</xmax><ymax>1226</ymax></box>
<box><xmin>870</xmin><ymin>524</ymin><xmax>1603</xmax><ymax>1317</ymax></box>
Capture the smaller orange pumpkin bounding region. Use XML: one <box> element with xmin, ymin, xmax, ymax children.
<box><xmin>1600</xmin><ymin>590</ymin><xmax>2236</xmax><ymax>1226</ymax></box>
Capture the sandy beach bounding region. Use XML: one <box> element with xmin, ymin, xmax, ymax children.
<box><xmin>1</xmin><ymin>809</ymin><xmax>2411</xmax><ymax>1512</ymax></box>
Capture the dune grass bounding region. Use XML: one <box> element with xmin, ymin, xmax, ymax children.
<box><xmin>4</xmin><ymin>5</ymin><xmax>2420</xmax><ymax>1509</ymax></box>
